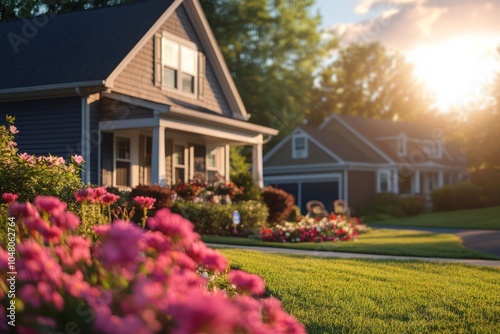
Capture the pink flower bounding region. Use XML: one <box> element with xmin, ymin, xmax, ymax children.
<box><xmin>166</xmin><ymin>290</ymin><xmax>240</xmax><ymax>334</ymax></box>
<box><xmin>228</xmin><ymin>270</ymin><xmax>266</xmax><ymax>295</ymax></box>
<box><xmin>72</xmin><ymin>155</ymin><xmax>84</xmax><ymax>165</ymax></box>
<box><xmin>101</xmin><ymin>193</ymin><xmax>120</xmax><ymax>206</ymax></box>
<box><xmin>2</xmin><ymin>192</ymin><xmax>18</xmax><ymax>204</ymax></box>
<box><xmin>9</xmin><ymin>125</ymin><xmax>19</xmax><ymax>134</ymax></box>
<box><xmin>74</xmin><ymin>187</ymin><xmax>95</xmax><ymax>203</ymax></box>
<box><xmin>147</xmin><ymin>209</ymin><xmax>199</xmax><ymax>246</ymax></box>
<box><xmin>94</xmin><ymin>220</ymin><xmax>143</xmax><ymax>267</ymax></box>
<box><xmin>50</xmin><ymin>212</ymin><xmax>80</xmax><ymax>231</ymax></box>
<box><xmin>9</xmin><ymin>202</ymin><xmax>40</xmax><ymax>219</ymax></box>
<box><xmin>134</xmin><ymin>196</ymin><xmax>156</xmax><ymax>209</ymax></box>
<box><xmin>33</xmin><ymin>196</ymin><xmax>67</xmax><ymax>216</ymax></box>
<box><xmin>187</xmin><ymin>241</ymin><xmax>227</xmax><ymax>272</ymax></box>
<box><xmin>19</xmin><ymin>152</ymin><xmax>35</xmax><ymax>164</ymax></box>
<box><xmin>55</xmin><ymin>157</ymin><xmax>66</xmax><ymax>165</ymax></box>
<box><xmin>94</xmin><ymin>186</ymin><xmax>108</xmax><ymax>201</ymax></box>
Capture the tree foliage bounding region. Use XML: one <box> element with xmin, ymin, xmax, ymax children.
<box><xmin>200</xmin><ymin>0</ymin><xmax>325</xmax><ymax>138</ymax></box>
<box><xmin>0</xmin><ymin>0</ymin><xmax>129</xmax><ymax>21</ymax></box>
<box><xmin>307</xmin><ymin>42</ymin><xmax>435</xmax><ymax>125</ymax></box>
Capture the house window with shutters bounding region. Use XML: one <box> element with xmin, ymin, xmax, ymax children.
<box><xmin>154</xmin><ymin>32</ymin><xmax>205</xmax><ymax>99</ymax></box>
<box><xmin>292</xmin><ymin>134</ymin><xmax>308</xmax><ymax>159</ymax></box>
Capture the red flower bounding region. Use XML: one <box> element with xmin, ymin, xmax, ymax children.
<box><xmin>2</xmin><ymin>192</ymin><xmax>18</xmax><ymax>204</ymax></box>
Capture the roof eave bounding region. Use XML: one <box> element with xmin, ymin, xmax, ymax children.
<box><xmin>0</xmin><ymin>80</ymin><xmax>108</xmax><ymax>101</ymax></box>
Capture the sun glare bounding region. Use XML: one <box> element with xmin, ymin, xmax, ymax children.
<box><xmin>406</xmin><ymin>35</ymin><xmax>500</xmax><ymax>112</ymax></box>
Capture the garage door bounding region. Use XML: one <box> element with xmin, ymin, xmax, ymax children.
<box><xmin>273</xmin><ymin>181</ymin><xmax>339</xmax><ymax>215</ymax></box>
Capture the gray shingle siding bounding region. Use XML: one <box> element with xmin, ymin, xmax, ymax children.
<box><xmin>0</xmin><ymin>97</ymin><xmax>82</xmax><ymax>160</ymax></box>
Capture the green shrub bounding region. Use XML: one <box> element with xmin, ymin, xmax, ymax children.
<box><xmin>230</xmin><ymin>147</ymin><xmax>262</xmax><ymax>202</ymax></box>
<box><xmin>171</xmin><ymin>200</ymin><xmax>268</xmax><ymax>236</ymax></box>
<box><xmin>399</xmin><ymin>196</ymin><xmax>426</xmax><ymax>216</ymax></box>
<box><xmin>0</xmin><ymin>115</ymin><xmax>83</xmax><ymax>205</ymax></box>
<box><xmin>261</xmin><ymin>186</ymin><xmax>295</xmax><ymax>224</ymax></box>
<box><xmin>130</xmin><ymin>184</ymin><xmax>173</xmax><ymax>208</ymax></box>
<box><xmin>432</xmin><ymin>182</ymin><xmax>483</xmax><ymax>212</ymax></box>
<box><xmin>366</xmin><ymin>193</ymin><xmax>426</xmax><ymax>217</ymax></box>
<box><xmin>470</xmin><ymin>168</ymin><xmax>500</xmax><ymax>206</ymax></box>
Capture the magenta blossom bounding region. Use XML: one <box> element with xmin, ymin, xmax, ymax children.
<box><xmin>33</xmin><ymin>196</ymin><xmax>67</xmax><ymax>216</ymax></box>
<box><xmin>74</xmin><ymin>187</ymin><xmax>95</xmax><ymax>203</ymax></box>
<box><xmin>2</xmin><ymin>192</ymin><xmax>18</xmax><ymax>204</ymax></box>
<box><xmin>101</xmin><ymin>193</ymin><xmax>120</xmax><ymax>206</ymax></box>
<box><xmin>72</xmin><ymin>155</ymin><xmax>84</xmax><ymax>165</ymax></box>
<box><xmin>94</xmin><ymin>220</ymin><xmax>143</xmax><ymax>267</ymax></box>
<box><xmin>228</xmin><ymin>270</ymin><xmax>266</xmax><ymax>295</ymax></box>
<box><xmin>134</xmin><ymin>196</ymin><xmax>156</xmax><ymax>210</ymax></box>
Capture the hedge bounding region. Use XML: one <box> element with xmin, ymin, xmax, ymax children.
<box><xmin>431</xmin><ymin>182</ymin><xmax>483</xmax><ymax>211</ymax></box>
<box><xmin>171</xmin><ymin>200</ymin><xmax>268</xmax><ymax>235</ymax></box>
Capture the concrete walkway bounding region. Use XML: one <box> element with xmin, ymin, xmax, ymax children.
<box><xmin>372</xmin><ymin>226</ymin><xmax>500</xmax><ymax>257</ymax></box>
<box><xmin>207</xmin><ymin>243</ymin><xmax>500</xmax><ymax>268</ymax></box>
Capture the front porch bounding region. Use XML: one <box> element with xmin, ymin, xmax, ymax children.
<box><xmin>97</xmin><ymin>102</ymin><xmax>276</xmax><ymax>189</ymax></box>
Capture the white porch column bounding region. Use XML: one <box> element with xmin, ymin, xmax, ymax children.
<box><xmin>392</xmin><ymin>168</ymin><xmax>399</xmax><ymax>194</ymax></box>
<box><xmin>413</xmin><ymin>170</ymin><xmax>421</xmax><ymax>194</ymax></box>
<box><xmin>437</xmin><ymin>171</ymin><xmax>444</xmax><ymax>188</ymax></box>
<box><xmin>151</xmin><ymin>124</ymin><xmax>166</xmax><ymax>186</ymax></box>
<box><xmin>252</xmin><ymin>135</ymin><xmax>264</xmax><ymax>188</ymax></box>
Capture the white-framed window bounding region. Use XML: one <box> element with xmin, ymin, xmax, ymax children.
<box><xmin>292</xmin><ymin>134</ymin><xmax>308</xmax><ymax>159</ymax></box>
<box><xmin>161</xmin><ymin>34</ymin><xmax>200</xmax><ymax>95</ymax></box>
<box><xmin>377</xmin><ymin>169</ymin><xmax>392</xmax><ymax>193</ymax></box>
<box><xmin>422</xmin><ymin>140</ymin><xmax>442</xmax><ymax>159</ymax></box>
<box><xmin>115</xmin><ymin>137</ymin><xmax>131</xmax><ymax>187</ymax></box>
<box><xmin>206</xmin><ymin>146</ymin><xmax>223</xmax><ymax>182</ymax></box>
<box><xmin>173</xmin><ymin>143</ymin><xmax>187</xmax><ymax>183</ymax></box>
<box><xmin>397</xmin><ymin>134</ymin><xmax>407</xmax><ymax>157</ymax></box>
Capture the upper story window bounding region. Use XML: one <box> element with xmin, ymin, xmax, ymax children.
<box><xmin>155</xmin><ymin>32</ymin><xmax>205</xmax><ymax>98</ymax></box>
<box><xmin>292</xmin><ymin>133</ymin><xmax>308</xmax><ymax>159</ymax></box>
<box><xmin>422</xmin><ymin>140</ymin><xmax>442</xmax><ymax>159</ymax></box>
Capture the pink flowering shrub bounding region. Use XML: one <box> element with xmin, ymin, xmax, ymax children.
<box><xmin>261</xmin><ymin>215</ymin><xmax>368</xmax><ymax>243</ymax></box>
<box><xmin>1</xmin><ymin>196</ymin><xmax>306</xmax><ymax>333</ymax></box>
<box><xmin>0</xmin><ymin>115</ymin><xmax>84</xmax><ymax>203</ymax></box>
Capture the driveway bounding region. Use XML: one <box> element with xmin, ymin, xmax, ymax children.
<box><xmin>373</xmin><ymin>226</ymin><xmax>500</xmax><ymax>257</ymax></box>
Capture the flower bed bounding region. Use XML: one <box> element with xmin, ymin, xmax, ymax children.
<box><xmin>260</xmin><ymin>215</ymin><xmax>368</xmax><ymax>243</ymax></box>
<box><xmin>1</xmin><ymin>196</ymin><xmax>305</xmax><ymax>333</ymax></box>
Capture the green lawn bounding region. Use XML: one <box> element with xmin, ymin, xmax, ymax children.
<box><xmin>367</xmin><ymin>206</ymin><xmax>500</xmax><ymax>230</ymax></box>
<box><xmin>221</xmin><ymin>249</ymin><xmax>500</xmax><ymax>334</ymax></box>
<box><xmin>202</xmin><ymin>229</ymin><xmax>499</xmax><ymax>259</ymax></box>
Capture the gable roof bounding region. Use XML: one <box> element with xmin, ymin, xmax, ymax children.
<box><xmin>332</xmin><ymin>114</ymin><xmax>464</xmax><ymax>164</ymax></box>
<box><xmin>0</xmin><ymin>0</ymin><xmax>173</xmax><ymax>91</ymax></box>
<box><xmin>265</xmin><ymin>114</ymin><xmax>466</xmax><ymax>167</ymax></box>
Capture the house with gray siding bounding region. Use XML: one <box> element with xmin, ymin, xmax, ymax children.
<box><xmin>263</xmin><ymin>114</ymin><xmax>467</xmax><ymax>213</ymax></box>
<box><xmin>0</xmin><ymin>0</ymin><xmax>277</xmax><ymax>188</ymax></box>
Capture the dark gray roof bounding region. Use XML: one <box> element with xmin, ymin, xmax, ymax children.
<box><xmin>0</xmin><ymin>0</ymin><xmax>173</xmax><ymax>90</ymax></box>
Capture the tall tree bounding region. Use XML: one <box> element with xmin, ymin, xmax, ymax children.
<box><xmin>307</xmin><ymin>42</ymin><xmax>435</xmax><ymax>125</ymax></box>
<box><xmin>0</xmin><ymin>0</ymin><xmax>128</xmax><ymax>21</ymax></box>
<box><xmin>200</xmin><ymin>0</ymin><xmax>325</xmax><ymax>139</ymax></box>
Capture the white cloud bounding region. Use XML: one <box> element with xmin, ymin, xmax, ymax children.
<box><xmin>330</xmin><ymin>0</ymin><xmax>500</xmax><ymax>50</ymax></box>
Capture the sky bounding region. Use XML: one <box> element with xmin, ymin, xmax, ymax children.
<box><xmin>312</xmin><ymin>0</ymin><xmax>500</xmax><ymax>112</ymax></box>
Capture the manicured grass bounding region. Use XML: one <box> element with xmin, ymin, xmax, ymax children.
<box><xmin>220</xmin><ymin>249</ymin><xmax>500</xmax><ymax>334</ymax></box>
<box><xmin>368</xmin><ymin>206</ymin><xmax>500</xmax><ymax>230</ymax></box>
<box><xmin>202</xmin><ymin>229</ymin><xmax>499</xmax><ymax>259</ymax></box>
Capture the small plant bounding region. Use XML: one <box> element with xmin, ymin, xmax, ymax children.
<box><xmin>130</xmin><ymin>185</ymin><xmax>173</xmax><ymax>209</ymax></box>
<box><xmin>0</xmin><ymin>115</ymin><xmax>84</xmax><ymax>205</ymax></box>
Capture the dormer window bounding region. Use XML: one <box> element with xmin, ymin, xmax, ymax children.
<box><xmin>292</xmin><ymin>134</ymin><xmax>308</xmax><ymax>159</ymax></box>
<box><xmin>155</xmin><ymin>32</ymin><xmax>206</xmax><ymax>98</ymax></box>
<box><xmin>422</xmin><ymin>140</ymin><xmax>442</xmax><ymax>159</ymax></box>
<box><xmin>397</xmin><ymin>134</ymin><xmax>407</xmax><ymax>157</ymax></box>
